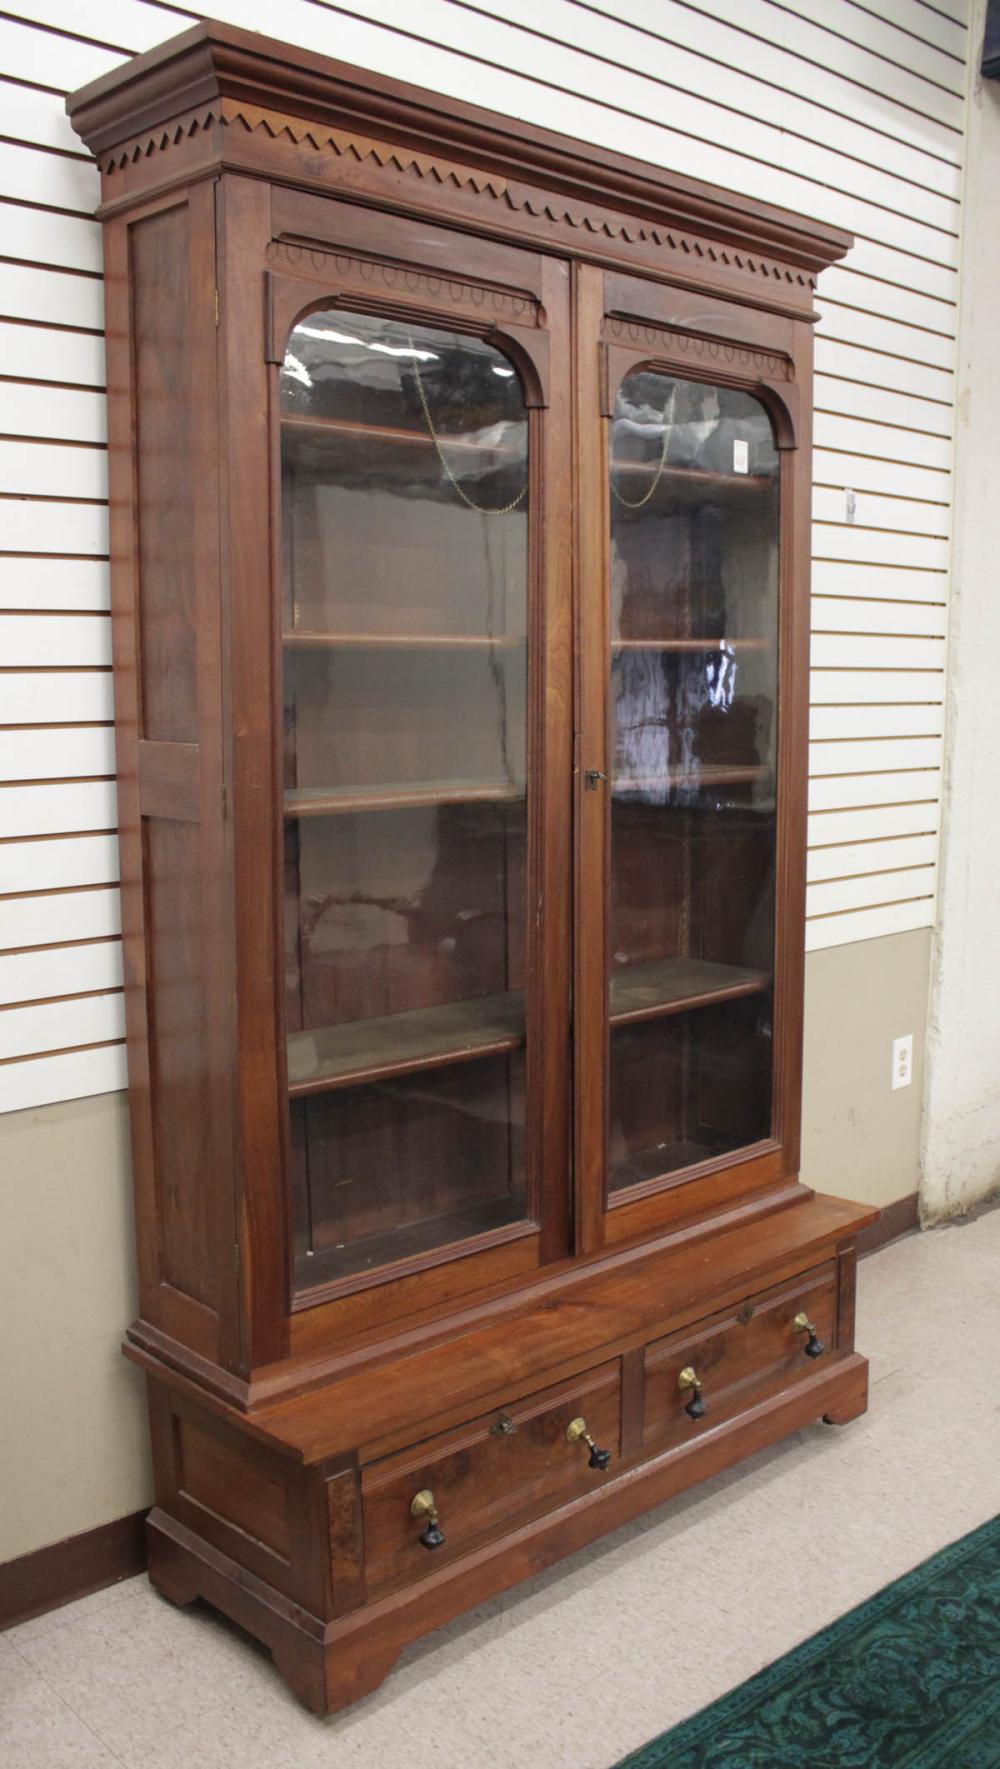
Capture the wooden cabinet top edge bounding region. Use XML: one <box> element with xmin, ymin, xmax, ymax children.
<box><xmin>243</xmin><ymin>1191</ymin><xmax>877</xmax><ymax>1461</ymax></box>
<box><xmin>65</xmin><ymin>18</ymin><xmax>852</xmax><ymax>282</ymax></box>
<box><xmin>126</xmin><ymin>1190</ymin><xmax>876</xmax><ymax>1450</ymax></box>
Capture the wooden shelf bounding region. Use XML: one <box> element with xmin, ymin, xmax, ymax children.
<box><xmin>288</xmin><ymin>958</ymin><xmax>769</xmax><ymax>1098</ymax></box>
<box><xmin>300</xmin><ymin>1195</ymin><xmax>529</xmax><ymax>1287</ymax></box>
<box><xmin>285</xmin><ymin>780</ymin><xmax>525</xmax><ymax>816</ymax></box>
<box><xmin>609</xmin><ymin>956</ymin><xmax>769</xmax><ymax>1028</ymax></box>
<box><xmin>288</xmin><ymin>991</ymin><xmax>526</xmax><ymax>1096</ymax></box>
<box><xmin>609</xmin><ymin>460</ymin><xmax>773</xmax><ymax>492</ymax></box>
<box><xmin>613</xmin><ymin>764</ymin><xmax>768</xmax><ymax>793</ymax></box>
<box><xmin>281</xmin><ymin>412</ymin><xmax>523</xmax><ymax>457</ymax></box>
<box><xmin>283</xmin><ymin>631</ymin><xmax>525</xmax><ymax>651</ymax></box>
<box><xmin>612</xmin><ymin>636</ymin><xmax>768</xmax><ymax>653</ymax></box>
<box><xmin>610</xmin><ymin>1132</ymin><xmax>747</xmax><ymax>1193</ymax></box>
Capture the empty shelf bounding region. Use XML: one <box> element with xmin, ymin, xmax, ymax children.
<box><xmin>281</xmin><ymin>413</ymin><xmax>524</xmax><ymax>457</ymax></box>
<box><xmin>283</xmin><ymin>630</ymin><xmax>525</xmax><ymax>650</ymax></box>
<box><xmin>613</xmin><ymin>764</ymin><xmax>767</xmax><ymax>793</ymax></box>
<box><xmin>288</xmin><ymin>991</ymin><xmax>526</xmax><ymax>1095</ymax></box>
<box><xmin>612</xmin><ymin>636</ymin><xmax>768</xmax><ymax>652</ymax></box>
<box><xmin>285</xmin><ymin>781</ymin><xmax>525</xmax><ymax>816</ymax></box>
<box><xmin>609</xmin><ymin>461</ymin><xmax>773</xmax><ymax>493</ymax></box>
<box><xmin>609</xmin><ymin>957</ymin><xmax>769</xmax><ymax>1026</ymax></box>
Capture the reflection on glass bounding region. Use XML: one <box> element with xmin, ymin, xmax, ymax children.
<box><xmin>607</xmin><ymin>371</ymin><xmax>779</xmax><ymax>1195</ymax></box>
<box><xmin>280</xmin><ymin>311</ymin><xmax>531</xmax><ymax>1289</ymax></box>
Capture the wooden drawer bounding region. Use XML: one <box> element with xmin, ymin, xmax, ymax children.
<box><xmin>643</xmin><ymin>1263</ymin><xmax>837</xmax><ymax>1450</ymax></box>
<box><xmin>362</xmin><ymin>1362</ymin><xmax>621</xmax><ymax>1593</ymax></box>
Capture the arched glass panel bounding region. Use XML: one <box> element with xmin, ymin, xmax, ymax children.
<box><xmin>279</xmin><ymin>309</ymin><xmax>530</xmax><ymax>1292</ymax></box>
<box><xmin>606</xmin><ymin>371</ymin><xmax>780</xmax><ymax>1195</ymax></box>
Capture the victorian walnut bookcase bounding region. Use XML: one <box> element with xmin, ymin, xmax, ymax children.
<box><xmin>68</xmin><ymin>22</ymin><xmax>876</xmax><ymax>1715</ymax></box>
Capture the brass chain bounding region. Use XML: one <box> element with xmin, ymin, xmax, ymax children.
<box><xmin>609</xmin><ymin>388</ymin><xmax>675</xmax><ymax>510</ymax></box>
<box><xmin>409</xmin><ymin>342</ymin><xmax>527</xmax><ymax>516</ymax></box>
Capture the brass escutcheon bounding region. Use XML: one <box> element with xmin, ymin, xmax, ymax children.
<box><xmin>490</xmin><ymin>1412</ymin><xmax>517</xmax><ymax>1438</ymax></box>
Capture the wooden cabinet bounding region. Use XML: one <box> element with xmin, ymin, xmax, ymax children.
<box><xmin>68</xmin><ymin>21</ymin><xmax>876</xmax><ymax>1715</ymax></box>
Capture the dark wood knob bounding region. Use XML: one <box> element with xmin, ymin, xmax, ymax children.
<box><xmin>409</xmin><ymin>1488</ymin><xmax>445</xmax><ymax>1549</ymax></box>
<box><xmin>678</xmin><ymin>1366</ymin><xmax>706</xmax><ymax>1420</ymax></box>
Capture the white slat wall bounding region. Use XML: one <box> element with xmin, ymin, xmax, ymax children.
<box><xmin>0</xmin><ymin>0</ymin><xmax>969</xmax><ymax>1111</ymax></box>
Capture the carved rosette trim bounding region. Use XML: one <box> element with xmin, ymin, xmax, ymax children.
<box><xmin>266</xmin><ymin>240</ymin><xmax>538</xmax><ymax>323</ymax></box>
<box><xmin>607</xmin><ymin>315</ymin><xmax>793</xmax><ymax>380</ymax></box>
<box><xmin>99</xmin><ymin>100</ymin><xmax>817</xmax><ymax>294</ymax></box>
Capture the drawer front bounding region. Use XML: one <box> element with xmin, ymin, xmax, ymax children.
<box><xmin>362</xmin><ymin>1362</ymin><xmax>621</xmax><ymax>1593</ymax></box>
<box><xmin>644</xmin><ymin>1264</ymin><xmax>837</xmax><ymax>1450</ymax></box>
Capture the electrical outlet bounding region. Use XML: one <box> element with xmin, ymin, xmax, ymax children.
<box><xmin>891</xmin><ymin>1033</ymin><xmax>913</xmax><ymax>1091</ymax></box>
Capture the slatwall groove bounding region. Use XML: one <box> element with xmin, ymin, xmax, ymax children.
<box><xmin>853</xmin><ymin>1</ymin><xmax>967</xmax><ymax>54</ymax></box>
<box><xmin>0</xmin><ymin>1040</ymin><xmax>126</xmax><ymax>1109</ymax></box>
<box><xmin>769</xmin><ymin>0</ymin><xmax>964</xmax><ymax>92</ymax></box>
<box><xmin>0</xmin><ymin>0</ymin><xmax>966</xmax><ymax>1106</ymax></box>
<box><xmin>557</xmin><ymin>0</ymin><xmax>968</xmax><ymax>175</ymax></box>
<box><xmin>462</xmin><ymin>0</ymin><xmax>967</xmax><ymax>229</ymax></box>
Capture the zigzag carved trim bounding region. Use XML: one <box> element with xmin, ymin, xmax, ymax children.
<box><xmin>229</xmin><ymin>101</ymin><xmax>509</xmax><ymax>198</ymax></box>
<box><xmin>100</xmin><ymin>100</ymin><xmax>815</xmax><ymax>291</ymax></box>
<box><xmin>100</xmin><ymin>106</ymin><xmax>224</xmax><ymax>170</ymax></box>
<box><xmin>508</xmin><ymin>189</ymin><xmax>813</xmax><ymax>289</ymax></box>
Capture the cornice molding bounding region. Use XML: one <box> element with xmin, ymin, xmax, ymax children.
<box><xmin>68</xmin><ymin>20</ymin><xmax>851</xmax><ymax>285</ymax></box>
<box><xmin>97</xmin><ymin>96</ymin><xmax>818</xmax><ymax>295</ymax></box>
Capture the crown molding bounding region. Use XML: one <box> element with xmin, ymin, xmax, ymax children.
<box><xmin>66</xmin><ymin>19</ymin><xmax>851</xmax><ymax>284</ymax></box>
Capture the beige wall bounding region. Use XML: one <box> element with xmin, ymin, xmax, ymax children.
<box><xmin>1</xmin><ymin>931</ymin><xmax>932</xmax><ymax>1565</ymax></box>
<box><xmin>922</xmin><ymin>1</ymin><xmax>1000</xmax><ymax>1227</ymax></box>
<box><xmin>0</xmin><ymin>1091</ymin><xmax>151</xmax><ymax>1565</ymax></box>
<box><xmin>801</xmin><ymin>928</ymin><xmax>931</xmax><ymax>1211</ymax></box>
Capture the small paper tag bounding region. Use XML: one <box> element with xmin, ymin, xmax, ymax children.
<box><xmin>733</xmin><ymin>439</ymin><xmax>749</xmax><ymax>475</ymax></box>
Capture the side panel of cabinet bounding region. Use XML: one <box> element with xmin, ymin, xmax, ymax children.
<box><xmin>105</xmin><ymin>183</ymin><xmax>240</xmax><ymax>1365</ymax></box>
<box><xmin>574</xmin><ymin>264</ymin><xmax>815</xmax><ymax>1252</ymax></box>
<box><xmin>214</xmin><ymin>174</ymin><xmax>287</xmax><ymax>1370</ymax></box>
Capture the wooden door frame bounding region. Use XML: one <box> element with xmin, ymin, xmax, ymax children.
<box><xmin>573</xmin><ymin>264</ymin><xmax>815</xmax><ymax>1254</ymax></box>
<box><xmin>220</xmin><ymin>180</ymin><xmax>575</xmax><ymax>1366</ymax></box>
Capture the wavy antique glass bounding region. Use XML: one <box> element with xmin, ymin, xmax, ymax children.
<box><xmin>607</xmin><ymin>370</ymin><xmax>780</xmax><ymax>1195</ymax></box>
<box><xmin>279</xmin><ymin>310</ymin><xmax>530</xmax><ymax>1291</ymax></box>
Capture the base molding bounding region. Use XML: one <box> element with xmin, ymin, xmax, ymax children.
<box><xmin>147</xmin><ymin>1351</ymin><xmax>868</xmax><ymax>1715</ymax></box>
<box><xmin>857</xmin><ymin>1193</ymin><xmax>919</xmax><ymax>1258</ymax></box>
<box><xmin>0</xmin><ymin>1509</ymin><xmax>147</xmax><ymax>1632</ymax></box>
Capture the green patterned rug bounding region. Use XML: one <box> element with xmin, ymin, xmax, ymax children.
<box><xmin>615</xmin><ymin>1514</ymin><xmax>1000</xmax><ymax>1768</ymax></box>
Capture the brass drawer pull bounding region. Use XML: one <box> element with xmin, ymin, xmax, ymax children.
<box><xmin>566</xmin><ymin>1415</ymin><xmax>611</xmax><ymax>1472</ymax></box>
<box><xmin>409</xmin><ymin>1488</ymin><xmax>445</xmax><ymax>1550</ymax></box>
<box><xmin>793</xmin><ymin>1312</ymin><xmax>825</xmax><ymax>1359</ymax></box>
<box><xmin>678</xmin><ymin>1366</ymin><xmax>706</xmax><ymax>1420</ymax></box>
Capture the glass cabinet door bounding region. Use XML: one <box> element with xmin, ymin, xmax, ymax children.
<box><xmin>605</xmin><ymin>370</ymin><xmax>780</xmax><ymax>1198</ymax></box>
<box><xmin>279</xmin><ymin>309</ymin><xmax>532</xmax><ymax>1296</ymax></box>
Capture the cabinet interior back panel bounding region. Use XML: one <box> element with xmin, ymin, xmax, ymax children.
<box><xmin>0</xmin><ymin>0</ymin><xmax>969</xmax><ymax>1108</ymax></box>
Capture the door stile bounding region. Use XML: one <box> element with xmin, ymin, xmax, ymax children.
<box><xmin>769</xmin><ymin>341</ymin><xmax>813</xmax><ymax>1180</ymax></box>
<box><xmin>533</xmin><ymin>256</ymin><xmax>575</xmax><ymax>1264</ymax></box>
<box><xmin>573</xmin><ymin>262</ymin><xmax>612</xmax><ymax>1254</ymax></box>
